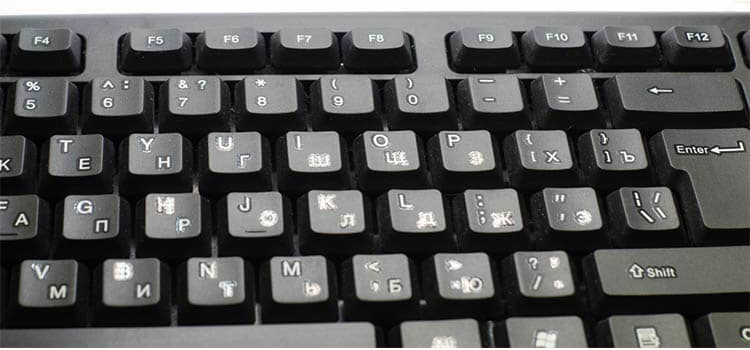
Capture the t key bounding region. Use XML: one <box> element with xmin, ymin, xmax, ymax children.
<box><xmin>160</xmin><ymin>77</ymin><xmax>230</xmax><ymax>139</ymax></box>
<box><xmin>119</xmin><ymin>133</ymin><xmax>193</xmax><ymax>196</ymax></box>
<box><xmin>6</xmin><ymin>78</ymin><xmax>78</xmax><ymax>140</ymax></box>
<box><xmin>40</xmin><ymin>134</ymin><xmax>115</xmax><ymax>197</ymax></box>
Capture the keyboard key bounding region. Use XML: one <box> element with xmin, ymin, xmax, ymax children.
<box><xmin>8</xmin><ymin>259</ymin><xmax>88</xmax><ymax>327</ymax></box>
<box><xmin>234</xmin><ymin>76</ymin><xmax>306</xmax><ymax>135</ymax></box>
<box><xmin>583</xmin><ymin>246</ymin><xmax>750</xmax><ymax>315</ymax></box>
<box><xmin>0</xmin><ymin>35</ymin><xmax>6</xmax><ymax>69</ymax></box>
<box><xmin>577</xmin><ymin>129</ymin><xmax>650</xmax><ymax>189</ymax></box>
<box><xmin>55</xmin><ymin>194</ymin><xmax>130</xmax><ymax>259</ymax></box>
<box><xmin>521</xmin><ymin>26</ymin><xmax>593</xmax><ymax>71</ymax></box>
<box><xmin>502</xmin><ymin>251</ymin><xmax>579</xmax><ymax>316</ymax></box>
<box><xmin>136</xmin><ymin>193</ymin><xmax>210</xmax><ymax>260</ymax></box>
<box><xmin>427</xmin><ymin>130</ymin><xmax>502</xmax><ymax>192</ymax></box>
<box><xmin>5</xmin><ymin>78</ymin><xmax>78</xmax><ymax>140</ymax></box>
<box><xmin>353</xmin><ymin>131</ymin><xmax>429</xmax><ymax>193</ymax></box>
<box><xmin>456</xmin><ymin>76</ymin><xmax>529</xmax><ymax>132</ymax></box>
<box><xmin>159</xmin><ymin>77</ymin><xmax>230</xmax><ymax>139</ymax></box>
<box><xmin>693</xmin><ymin>312</ymin><xmax>750</xmax><ymax>347</ymax></box>
<box><xmin>503</xmin><ymin>130</ymin><xmax>579</xmax><ymax>190</ymax></box>
<box><xmin>449</xmin><ymin>27</ymin><xmax>521</xmax><ymax>72</ymax></box>
<box><xmin>177</xmin><ymin>257</ymin><xmax>254</xmax><ymax>325</ymax></box>
<box><xmin>743</xmin><ymin>31</ymin><xmax>750</xmax><ymax>62</ymax></box>
<box><xmin>195</xmin><ymin>28</ymin><xmax>266</xmax><ymax>73</ymax></box>
<box><xmin>606</xmin><ymin>187</ymin><xmax>684</xmax><ymax>247</ymax></box>
<box><xmin>592</xmin><ymin>26</ymin><xmax>660</xmax><ymax>70</ymax></box>
<box><xmin>384</xmin><ymin>75</ymin><xmax>457</xmax><ymax>134</ymax></box>
<box><xmin>530</xmin><ymin>74</ymin><xmax>603</xmax><ymax>130</ymax></box>
<box><xmin>298</xmin><ymin>190</ymin><xmax>374</xmax><ymax>256</ymax></box>
<box><xmin>661</xmin><ymin>25</ymin><xmax>732</xmax><ymax>69</ymax></box>
<box><xmin>82</xmin><ymin>78</ymin><xmax>154</xmax><ymax>138</ymax></box>
<box><xmin>342</xmin><ymin>254</ymin><xmax>420</xmax><ymax>323</ymax></box>
<box><xmin>378</xmin><ymin>189</ymin><xmax>454</xmax><ymax>255</ymax></box>
<box><xmin>9</xmin><ymin>28</ymin><xmax>82</xmax><ymax>74</ymax></box>
<box><xmin>650</xmin><ymin>128</ymin><xmax>749</xmax><ymax>244</ymax></box>
<box><xmin>0</xmin><ymin>195</ymin><xmax>51</xmax><ymax>262</ymax></box>
<box><xmin>390</xmin><ymin>319</ymin><xmax>483</xmax><ymax>348</ymax></box>
<box><xmin>216</xmin><ymin>192</ymin><xmax>293</xmax><ymax>258</ymax></box>
<box><xmin>270</xmin><ymin>28</ymin><xmax>340</xmax><ymax>72</ymax></box>
<box><xmin>530</xmin><ymin>187</ymin><xmax>605</xmax><ymax>251</ymax></box>
<box><xmin>119</xmin><ymin>28</ymin><xmax>192</xmax><ymax>74</ymax></box>
<box><xmin>39</xmin><ymin>134</ymin><xmax>115</xmax><ymax>197</ymax></box>
<box><xmin>596</xmin><ymin>313</ymin><xmax>691</xmax><ymax>347</ymax></box>
<box><xmin>495</xmin><ymin>316</ymin><xmax>589</xmax><ymax>347</ymax></box>
<box><xmin>119</xmin><ymin>133</ymin><xmax>193</xmax><ymax>196</ymax></box>
<box><xmin>342</xmin><ymin>28</ymin><xmax>413</xmax><ymax>72</ymax></box>
<box><xmin>260</xmin><ymin>256</ymin><xmax>338</xmax><ymax>323</ymax></box>
<box><xmin>276</xmin><ymin>131</ymin><xmax>351</xmax><ymax>193</ymax></box>
<box><xmin>0</xmin><ymin>135</ymin><xmax>38</xmax><ymax>194</ymax></box>
<box><xmin>310</xmin><ymin>76</ymin><xmax>380</xmax><ymax>134</ymax></box>
<box><xmin>197</xmin><ymin>132</ymin><xmax>272</xmax><ymax>196</ymax></box>
<box><xmin>94</xmin><ymin>258</ymin><xmax>171</xmax><ymax>326</ymax></box>
<box><xmin>453</xmin><ymin>189</ymin><xmax>526</xmax><ymax>253</ymax></box>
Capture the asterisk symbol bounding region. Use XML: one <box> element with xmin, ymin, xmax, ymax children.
<box><xmin>254</xmin><ymin>79</ymin><xmax>267</xmax><ymax>88</ymax></box>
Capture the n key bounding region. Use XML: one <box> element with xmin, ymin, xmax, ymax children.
<box><xmin>5</xmin><ymin>79</ymin><xmax>78</xmax><ymax>140</ymax></box>
<box><xmin>39</xmin><ymin>134</ymin><xmax>115</xmax><ymax>197</ymax></box>
<box><xmin>0</xmin><ymin>195</ymin><xmax>51</xmax><ymax>262</ymax></box>
<box><xmin>119</xmin><ymin>133</ymin><xmax>193</xmax><ymax>196</ymax></box>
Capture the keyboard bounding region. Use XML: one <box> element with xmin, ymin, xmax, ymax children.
<box><xmin>0</xmin><ymin>11</ymin><xmax>749</xmax><ymax>347</ymax></box>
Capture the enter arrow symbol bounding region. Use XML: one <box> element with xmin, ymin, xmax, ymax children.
<box><xmin>647</xmin><ymin>86</ymin><xmax>674</xmax><ymax>95</ymax></box>
<box><xmin>709</xmin><ymin>141</ymin><xmax>746</xmax><ymax>155</ymax></box>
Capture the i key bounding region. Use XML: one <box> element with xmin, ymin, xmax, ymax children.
<box><xmin>495</xmin><ymin>316</ymin><xmax>589</xmax><ymax>347</ymax></box>
<box><xmin>197</xmin><ymin>132</ymin><xmax>272</xmax><ymax>196</ymax></box>
<box><xmin>216</xmin><ymin>192</ymin><xmax>294</xmax><ymax>258</ymax></box>
<box><xmin>390</xmin><ymin>319</ymin><xmax>484</xmax><ymax>348</ymax></box>
<box><xmin>504</xmin><ymin>130</ymin><xmax>580</xmax><ymax>191</ymax></box>
<box><xmin>353</xmin><ymin>130</ymin><xmax>429</xmax><ymax>193</ymax></box>
<box><xmin>531</xmin><ymin>74</ymin><xmax>603</xmax><ymax>130</ymax></box>
<box><xmin>9</xmin><ymin>28</ymin><xmax>82</xmax><ymax>74</ymax></box>
<box><xmin>55</xmin><ymin>194</ymin><xmax>130</xmax><ymax>259</ymax></box>
<box><xmin>298</xmin><ymin>190</ymin><xmax>374</xmax><ymax>256</ymax></box>
<box><xmin>378</xmin><ymin>189</ymin><xmax>454</xmax><ymax>255</ymax></box>
<box><xmin>196</xmin><ymin>28</ymin><xmax>266</xmax><ymax>73</ymax></box>
<box><xmin>0</xmin><ymin>135</ymin><xmax>38</xmax><ymax>195</ymax></box>
<box><xmin>384</xmin><ymin>75</ymin><xmax>457</xmax><ymax>134</ymax></box>
<box><xmin>276</xmin><ymin>131</ymin><xmax>351</xmax><ymax>193</ymax></box>
<box><xmin>427</xmin><ymin>130</ymin><xmax>502</xmax><ymax>193</ymax></box>
<box><xmin>456</xmin><ymin>76</ymin><xmax>529</xmax><ymax>132</ymax></box>
<box><xmin>577</xmin><ymin>129</ymin><xmax>650</xmax><ymax>189</ymax></box>
<box><xmin>522</xmin><ymin>26</ymin><xmax>593</xmax><ymax>71</ymax></box>
<box><xmin>597</xmin><ymin>314</ymin><xmax>692</xmax><ymax>347</ymax></box>
<box><xmin>270</xmin><ymin>28</ymin><xmax>340</xmax><ymax>72</ymax></box>
<box><xmin>530</xmin><ymin>187</ymin><xmax>605</xmax><ymax>251</ymax></box>
<box><xmin>502</xmin><ymin>251</ymin><xmax>579</xmax><ymax>316</ymax></box>
<box><xmin>119</xmin><ymin>28</ymin><xmax>192</xmax><ymax>74</ymax></box>
<box><xmin>82</xmin><ymin>78</ymin><xmax>154</xmax><ymax>139</ymax></box>
<box><xmin>454</xmin><ymin>189</ymin><xmax>527</xmax><ymax>253</ymax></box>
<box><xmin>234</xmin><ymin>76</ymin><xmax>306</xmax><ymax>135</ymax></box>
<box><xmin>5</xmin><ymin>78</ymin><xmax>78</xmax><ymax>140</ymax></box>
<box><xmin>119</xmin><ymin>133</ymin><xmax>193</xmax><ymax>196</ymax></box>
<box><xmin>310</xmin><ymin>76</ymin><xmax>380</xmax><ymax>134</ymax></box>
<box><xmin>136</xmin><ymin>193</ymin><xmax>211</xmax><ymax>261</ymax></box>
<box><xmin>0</xmin><ymin>195</ymin><xmax>51</xmax><ymax>262</ymax></box>
<box><xmin>39</xmin><ymin>134</ymin><xmax>115</xmax><ymax>197</ymax></box>
<box><xmin>159</xmin><ymin>77</ymin><xmax>230</xmax><ymax>139</ymax></box>
<box><xmin>606</xmin><ymin>187</ymin><xmax>684</xmax><ymax>247</ymax></box>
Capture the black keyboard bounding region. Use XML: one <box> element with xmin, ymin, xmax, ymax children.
<box><xmin>0</xmin><ymin>12</ymin><xmax>749</xmax><ymax>348</ymax></box>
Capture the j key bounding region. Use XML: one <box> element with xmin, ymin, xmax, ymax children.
<box><xmin>354</xmin><ymin>131</ymin><xmax>428</xmax><ymax>193</ymax></box>
<box><xmin>0</xmin><ymin>135</ymin><xmax>37</xmax><ymax>194</ymax></box>
<box><xmin>342</xmin><ymin>28</ymin><xmax>413</xmax><ymax>72</ymax></box>
<box><xmin>530</xmin><ymin>74</ymin><xmax>603</xmax><ymax>130</ymax></box>
<box><xmin>177</xmin><ymin>257</ymin><xmax>254</xmax><ymax>325</ymax></box>
<box><xmin>159</xmin><ymin>77</ymin><xmax>231</xmax><ymax>139</ymax></box>
<box><xmin>195</xmin><ymin>28</ymin><xmax>266</xmax><ymax>73</ymax></box>
<box><xmin>39</xmin><ymin>134</ymin><xmax>115</xmax><ymax>197</ymax></box>
<box><xmin>378</xmin><ymin>189</ymin><xmax>454</xmax><ymax>255</ymax></box>
<box><xmin>583</xmin><ymin>246</ymin><xmax>750</xmax><ymax>315</ymax></box>
<box><xmin>298</xmin><ymin>190</ymin><xmax>374</xmax><ymax>256</ymax></box>
<box><xmin>384</xmin><ymin>75</ymin><xmax>457</xmax><ymax>134</ymax></box>
<box><xmin>456</xmin><ymin>76</ymin><xmax>529</xmax><ymax>132</ymax></box>
<box><xmin>596</xmin><ymin>314</ymin><xmax>691</xmax><ymax>347</ymax></box>
<box><xmin>270</xmin><ymin>28</ymin><xmax>340</xmax><ymax>72</ymax></box>
<box><xmin>216</xmin><ymin>192</ymin><xmax>293</xmax><ymax>258</ymax></box>
<box><xmin>197</xmin><ymin>132</ymin><xmax>272</xmax><ymax>196</ymax></box>
<box><xmin>530</xmin><ymin>187</ymin><xmax>605</xmax><ymax>251</ymax></box>
<box><xmin>428</xmin><ymin>130</ymin><xmax>502</xmax><ymax>193</ymax></box>
<box><xmin>694</xmin><ymin>312</ymin><xmax>750</xmax><ymax>347</ymax></box>
<box><xmin>495</xmin><ymin>316</ymin><xmax>589</xmax><ymax>348</ymax></box>
<box><xmin>605</xmin><ymin>74</ymin><xmax>745</xmax><ymax>129</ymax></box>
<box><xmin>82</xmin><ymin>78</ymin><xmax>154</xmax><ymax>138</ymax></box>
<box><xmin>661</xmin><ymin>25</ymin><xmax>732</xmax><ymax>69</ymax></box>
<box><xmin>260</xmin><ymin>256</ymin><xmax>338</xmax><ymax>323</ymax></box>
<box><xmin>310</xmin><ymin>76</ymin><xmax>380</xmax><ymax>134</ymax></box>
<box><xmin>9</xmin><ymin>28</ymin><xmax>82</xmax><ymax>74</ymax></box>
<box><xmin>502</xmin><ymin>251</ymin><xmax>579</xmax><ymax>316</ymax></box>
<box><xmin>342</xmin><ymin>254</ymin><xmax>420</xmax><ymax>323</ymax></box>
<box><xmin>521</xmin><ymin>26</ymin><xmax>593</xmax><ymax>71</ymax></box>
<box><xmin>449</xmin><ymin>27</ymin><xmax>521</xmax><ymax>72</ymax></box>
<box><xmin>136</xmin><ymin>193</ymin><xmax>211</xmax><ymax>261</ymax></box>
<box><xmin>592</xmin><ymin>26</ymin><xmax>660</xmax><ymax>70</ymax></box>
<box><xmin>422</xmin><ymin>253</ymin><xmax>501</xmax><ymax>319</ymax></box>
<box><xmin>504</xmin><ymin>130</ymin><xmax>579</xmax><ymax>190</ymax></box>
<box><xmin>650</xmin><ymin>128</ymin><xmax>750</xmax><ymax>245</ymax></box>
<box><xmin>119</xmin><ymin>133</ymin><xmax>193</xmax><ymax>196</ymax></box>
<box><xmin>55</xmin><ymin>194</ymin><xmax>130</xmax><ymax>259</ymax></box>
<box><xmin>93</xmin><ymin>258</ymin><xmax>171</xmax><ymax>326</ymax></box>
<box><xmin>8</xmin><ymin>260</ymin><xmax>88</xmax><ymax>327</ymax></box>
<box><xmin>5</xmin><ymin>78</ymin><xmax>78</xmax><ymax>139</ymax></box>
<box><xmin>234</xmin><ymin>76</ymin><xmax>306</xmax><ymax>135</ymax></box>
<box><xmin>390</xmin><ymin>319</ymin><xmax>484</xmax><ymax>348</ymax></box>
<box><xmin>0</xmin><ymin>195</ymin><xmax>51</xmax><ymax>262</ymax></box>
<box><xmin>119</xmin><ymin>28</ymin><xmax>192</xmax><ymax>74</ymax></box>
<box><xmin>454</xmin><ymin>189</ymin><xmax>527</xmax><ymax>253</ymax></box>
<box><xmin>577</xmin><ymin>129</ymin><xmax>650</xmax><ymax>189</ymax></box>
<box><xmin>606</xmin><ymin>187</ymin><xmax>684</xmax><ymax>248</ymax></box>
<box><xmin>276</xmin><ymin>131</ymin><xmax>351</xmax><ymax>193</ymax></box>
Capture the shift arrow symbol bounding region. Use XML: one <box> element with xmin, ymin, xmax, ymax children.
<box><xmin>709</xmin><ymin>141</ymin><xmax>746</xmax><ymax>155</ymax></box>
<box><xmin>647</xmin><ymin>86</ymin><xmax>674</xmax><ymax>95</ymax></box>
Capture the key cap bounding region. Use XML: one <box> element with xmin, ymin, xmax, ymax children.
<box><xmin>502</xmin><ymin>251</ymin><xmax>579</xmax><ymax>316</ymax></box>
<box><xmin>0</xmin><ymin>195</ymin><xmax>51</xmax><ymax>262</ymax></box>
<box><xmin>596</xmin><ymin>313</ymin><xmax>691</xmax><ymax>347</ymax></box>
<box><xmin>0</xmin><ymin>135</ymin><xmax>38</xmax><ymax>195</ymax></box>
<box><xmin>456</xmin><ymin>76</ymin><xmax>529</xmax><ymax>132</ymax></box>
<box><xmin>743</xmin><ymin>32</ymin><xmax>750</xmax><ymax>63</ymax></box>
<box><xmin>583</xmin><ymin>246</ymin><xmax>750</xmax><ymax>315</ymax></box>
<box><xmin>82</xmin><ymin>78</ymin><xmax>154</xmax><ymax>139</ymax></box>
<box><xmin>449</xmin><ymin>27</ymin><xmax>521</xmax><ymax>72</ymax></box>
<box><xmin>8</xmin><ymin>259</ymin><xmax>88</xmax><ymax>327</ymax></box>
<box><xmin>693</xmin><ymin>312</ymin><xmax>750</xmax><ymax>347</ymax></box>
<box><xmin>177</xmin><ymin>257</ymin><xmax>254</xmax><ymax>325</ymax></box>
<box><xmin>9</xmin><ymin>28</ymin><xmax>82</xmax><ymax>74</ymax></box>
<box><xmin>136</xmin><ymin>193</ymin><xmax>210</xmax><ymax>261</ymax></box>
<box><xmin>298</xmin><ymin>190</ymin><xmax>374</xmax><ymax>256</ymax></box>
<box><xmin>577</xmin><ymin>129</ymin><xmax>651</xmax><ymax>189</ymax></box>
<box><xmin>384</xmin><ymin>75</ymin><xmax>457</xmax><ymax>134</ymax></box>
<box><xmin>270</xmin><ymin>28</ymin><xmax>340</xmax><ymax>72</ymax></box>
<box><xmin>260</xmin><ymin>256</ymin><xmax>338</xmax><ymax>323</ymax></box>
<box><xmin>310</xmin><ymin>76</ymin><xmax>380</xmax><ymax>134</ymax></box>
<box><xmin>216</xmin><ymin>192</ymin><xmax>293</xmax><ymax>258</ymax></box>
<box><xmin>5</xmin><ymin>78</ymin><xmax>78</xmax><ymax>140</ymax></box>
<box><xmin>195</xmin><ymin>28</ymin><xmax>266</xmax><ymax>73</ymax></box>
<box><xmin>93</xmin><ymin>258</ymin><xmax>171</xmax><ymax>326</ymax></box>
<box><xmin>454</xmin><ymin>189</ymin><xmax>527</xmax><ymax>253</ymax></box>
<box><xmin>592</xmin><ymin>26</ymin><xmax>660</xmax><ymax>70</ymax></box>
<box><xmin>428</xmin><ymin>130</ymin><xmax>502</xmax><ymax>193</ymax></box>
<box><xmin>521</xmin><ymin>26</ymin><xmax>593</xmax><ymax>71</ymax></box>
<box><xmin>159</xmin><ymin>77</ymin><xmax>230</xmax><ymax>139</ymax></box>
<box><xmin>661</xmin><ymin>25</ymin><xmax>732</xmax><ymax>70</ymax></box>
<box><xmin>276</xmin><ymin>131</ymin><xmax>352</xmax><ymax>193</ymax></box>
<box><xmin>606</xmin><ymin>187</ymin><xmax>684</xmax><ymax>247</ymax></box>
<box><xmin>119</xmin><ymin>133</ymin><xmax>193</xmax><ymax>196</ymax></box>
<box><xmin>0</xmin><ymin>35</ymin><xmax>6</xmax><ymax>69</ymax></box>
<box><xmin>494</xmin><ymin>316</ymin><xmax>589</xmax><ymax>347</ymax></box>
<box><xmin>650</xmin><ymin>128</ymin><xmax>750</xmax><ymax>245</ymax></box>
<box><xmin>234</xmin><ymin>76</ymin><xmax>307</xmax><ymax>135</ymax></box>
<box><xmin>503</xmin><ymin>130</ymin><xmax>580</xmax><ymax>190</ymax></box>
<box><xmin>353</xmin><ymin>131</ymin><xmax>429</xmax><ymax>193</ymax></box>
<box><xmin>119</xmin><ymin>28</ymin><xmax>192</xmax><ymax>74</ymax></box>
<box><xmin>342</xmin><ymin>254</ymin><xmax>420</xmax><ymax>323</ymax></box>
<box><xmin>39</xmin><ymin>134</ymin><xmax>115</xmax><ymax>197</ymax></box>
<box><xmin>390</xmin><ymin>319</ymin><xmax>483</xmax><ymax>348</ymax></box>
<box><xmin>530</xmin><ymin>74</ymin><xmax>603</xmax><ymax>130</ymax></box>
<box><xmin>197</xmin><ymin>132</ymin><xmax>272</xmax><ymax>196</ymax></box>
<box><xmin>342</xmin><ymin>28</ymin><xmax>413</xmax><ymax>72</ymax></box>
<box><xmin>530</xmin><ymin>187</ymin><xmax>605</xmax><ymax>251</ymax></box>
<box><xmin>377</xmin><ymin>189</ymin><xmax>454</xmax><ymax>255</ymax></box>
<box><xmin>605</xmin><ymin>74</ymin><xmax>745</xmax><ymax>129</ymax></box>
<box><xmin>55</xmin><ymin>194</ymin><xmax>130</xmax><ymax>259</ymax></box>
